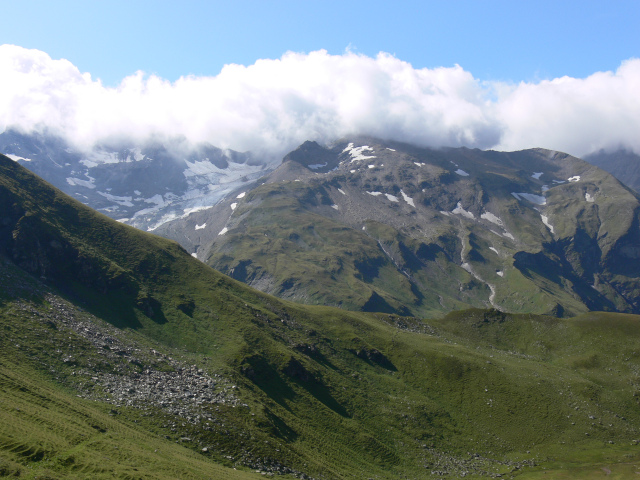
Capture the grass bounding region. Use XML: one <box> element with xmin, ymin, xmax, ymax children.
<box><xmin>206</xmin><ymin>181</ymin><xmax>498</xmax><ymax>318</ymax></box>
<box><xmin>0</xmin><ymin>360</ymin><xmax>263</xmax><ymax>480</ymax></box>
<box><xmin>3</xmin><ymin>153</ymin><xmax>640</xmax><ymax>478</ymax></box>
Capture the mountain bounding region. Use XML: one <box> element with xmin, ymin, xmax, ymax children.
<box><xmin>584</xmin><ymin>148</ymin><xmax>640</xmax><ymax>194</ymax></box>
<box><xmin>156</xmin><ymin>138</ymin><xmax>640</xmax><ymax>318</ymax></box>
<box><xmin>0</xmin><ymin>129</ymin><xmax>272</xmax><ymax>231</ymax></box>
<box><xmin>8</xmin><ymin>130</ymin><xmax>640</xmax><ymax>320</ymax></box>
<box><xmin>4</xmin><ymin>152</ymin><xmax>640</xmax><ymax>478</ymax></box>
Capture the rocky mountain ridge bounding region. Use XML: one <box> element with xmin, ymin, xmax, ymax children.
<box><xmin>157</xmin><ymin>137</ymin><xmax>640</xmax><ymax>318</ymax></box>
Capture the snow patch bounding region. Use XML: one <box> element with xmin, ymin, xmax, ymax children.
<box><xmin>568</xmin><ymin>176</ymin><xmax>581</xmax><ymax>182</ymax></box>
<box><xmin>400</xmin><ymin>190</ymin><xmax>415</xmax><ymax>207</ymax></box>
<box><xmin>414</xmin><ymin>162</ymin><xmax>426</xmax><ymax>167</ymax></box>
<box><xmin>79</xmin><ymin>159</ymin><xmax>98</xmax><ymax>168</ymax></box>
<box><xmin>338</xmin><ymin>188</ymin><xmax>346</xmax><ymax>195</ymax></box>
<box><xmin>502</xmin><ymin>231</ymin><xmax>515</xmax><ymax>240</ymax></box>
<box><xmin>183</xmin><ymin>159</ymin><xmax>225</xmax><ymax>177</ymax></box>
<box><xmin>455</xmin><ymin>169</ymin><xmax>469</xmax><ymax>176</ymax></box>
<box><xmin>367</xmin><ymin>191</ymin><xmax>398</xmax><ymax>202</ymax></box>
<box><xmin>540</xmin><ymin>214</ymin><xmax>554</xmax><ymax>234</ymax></box>
<box><xmin>481</xmin><ymin>212</ymin><xmax>503</xmax><ymax>226</ymax></box>
<box><xmin>461</xmin><ymin>263</ymin><xmax>473</xmax><ymax>274</ymax></box>
<box><xmin>511</xmin><ymin>192</ymin><xmax>546</xmax><ymax>205</ymax></box>
<box><xmin>195</xmin><ymin>223</ymin><xmax>206</xmax><ymax>230</ymax></box>
<box><xmin>553</xmin><ymin>180</ymin><xmax>566</xmax><ymax>184</ymax></box>
<box><xmin>134</xmin><ymin>190</ymin><xmax>141</xmax><ymax>195</ymax></box>
<box><xmin>236</xmin><ymin>192</ymin><xmax>246</xmax><ymax>199</ymax></box>
<box><xmin>309</xmin><ymin>162</ymin><xmax>327</xmax><ymax>170</ymax></box>
<box><xmin>585</xmin><ymin>193</ymin><xmax>595</xmax><ymax>203</ymax></box>
<box><xmin>452</xmin><ymin>202</ymin><xmax>474</xmax><ymax>219</ymax></box>
<box><xmin>98</xmin><ymin>191</ymin><xmax>133</xmax><ymax>207</ymax></box>
<box><xmin>350</xmin><ymin>169</ymin><xmax>356</xmax><ymax>173</ymax></box>
<box><xmin>218</xmin><ymin>227</ymin><xmax>228</xmax><ymax>236</ymax></box>
<box><xmin>5</xmin><ymin>153</ymin><xmax>31</xmax><ymax>162</ymax></box>
<box><xmin>532</xmin><ymin>172</ymin><xmax>543</xmax><ymax>180</ymax></box>
<box><xmin>66</xmin><ymin>177</ymin><xmax>96</xmax><ymax>189</ymax></box>
<box><xmin>331</xmin><ymin>204</ymin><xmax>339</xmax><ymax>210</ymax></box>
<box><xmin>541</xmin><ymin>185</ymin><xmax>549</xmax><ymax>192</ymax></box>
<box><xmin>489</xmin><ymin>247</ymin><xmax>499</xmax><ymax>255</ymax></box>
<box><xmin>368</xmin><ymin>164</ymin><xmax>375</xmax><ymax>169</ymax></box>
<box><xmin>342</xmin><ymin>143</ymin><xmax>376</xmax><ymax>162</ymax></box>
<box><xmin>230</xmin><ymin>202</ymin><xmax>237</xmax><ymax>210</ymax></box>
<box><xmin>386</xmin><ymin>148</ymin><xmax>396</xmax><ymax>151</ymax></box>
<box><xmin>83</xmin><ymin>148</ymin><xmax>144</xmax><ymax>166</ymax></box>
<box><xmin>191</xmin><ymin>253</ymin><xmax>198</xmax><ymax>259</ymax></box>
<box><xmin>182</xmin><ymin>205</ymin><xmax>212</xmax><ymax>216</ymax></box>
<box><xmin>146</xmin><ymin>215</ymin><xmax>179</xmax><ymax>231</ymax></box>
<box><xmin>144</xmin><ymin>194</ymin><xmax>165</xmax><ymax>206</ymax></box>
<box><xmin>496</xmin><ymin>270</ymin><xmax>504</xmax><ymax>277</ymax></box>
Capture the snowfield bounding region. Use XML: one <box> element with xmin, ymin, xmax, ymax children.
<box><xmin>342</xmin><ymin>143</ymin><xmax>376</xmax><ymax>162</ymax></box>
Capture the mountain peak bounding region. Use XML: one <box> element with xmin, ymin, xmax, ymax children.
<box><xmin>156</xmin><ymin>139</ymin><xmax>640</xmax><ymax>318</ymax></box>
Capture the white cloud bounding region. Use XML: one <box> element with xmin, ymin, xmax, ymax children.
<box><xmin>494</xmin><ymin>59</ymin><xmax>640</xmax><ymax>156</ymax></box>
<box><xmin>1</xmin><ymin>44</ymin><xmax>639</xmax><ymax>158</ymax></box>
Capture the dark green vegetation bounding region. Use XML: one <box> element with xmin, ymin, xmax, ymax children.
<box><xmin>2</xmin><ymin>153</ymin><xmax>640</xmax><ymax>478</ymax></box>
<box><xmin>165</xmin><ymin>139</ymin><xmax>640</xmax><ymax>319</ymax></box>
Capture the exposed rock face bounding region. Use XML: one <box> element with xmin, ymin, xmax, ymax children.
<box><xmin>157</xmin><ymin>138</ymin><xmax>640</xmax><ymax>317</ymax></box>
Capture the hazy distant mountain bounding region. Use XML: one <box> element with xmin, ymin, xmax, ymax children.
<box><xmin>0</xmin><ymin>129</ymin><xmax>272</xmax><ymax>231</ymax></box>
<box><xmin>157</xmin><ymin>138</ymin><xmax>640</xmax><ymax>318</ymax></box>
<box><xmin>584</xmin><ymin>148</ymin><xmax>640</xmax><ymax>193</ymax></box>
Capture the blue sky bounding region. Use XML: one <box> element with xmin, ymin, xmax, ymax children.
<box><xmin>3</xmin><ymin>0</ymin><xmax>638</xmax><ymax>86</ymax></box>
<box><xmin>1</xmin><ymin>0</ymin><xmax>639</xmax><ymax>157</ymax></box>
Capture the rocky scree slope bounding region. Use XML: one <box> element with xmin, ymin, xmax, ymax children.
<box><xmin>157</xmin><ymin>138</ymin><xmax>640</xmax><ymax>318</ymax></box>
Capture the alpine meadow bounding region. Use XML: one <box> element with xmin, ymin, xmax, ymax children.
<box><xmin>2</xmin><ymin>8</ymin><xmax>640</xmax><ymax>476</ymax></box>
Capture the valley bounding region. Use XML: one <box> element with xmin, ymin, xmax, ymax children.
<box><xmin>2</xmin><ymin>149</ymin><xmax>640</xmax><ymax>478</ymax></box>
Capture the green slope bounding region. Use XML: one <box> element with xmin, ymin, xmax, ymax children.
<box><xmin>2</xmin><ymin>153</ymin><xmax>640</xmax><ymax>478</ymax></box>
<box><xmin>183</xmin><ymin>140</ymin><xmax>640</xmax><ymax>319</ymax></box>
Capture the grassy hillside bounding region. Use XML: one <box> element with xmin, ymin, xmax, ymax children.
<box><xmin>205</xmin><ymin>180</ymin><xmax>468</xmax><ymax>318</ymax></box>
<box><xmin>2</xmin><ymin>153</ymin><xmax>640</xmax><ymax>478</ymax></box>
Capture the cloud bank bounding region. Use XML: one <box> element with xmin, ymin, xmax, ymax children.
<box><xmin>1</xmin><ymin>44</ymin><xmax>638</xmax><ymax>158</ymax></box>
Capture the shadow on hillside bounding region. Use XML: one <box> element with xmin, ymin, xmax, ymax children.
<box><xmin>242</xmin><ymin>355</ymin><xmax>295</xmax><ymax>412</ymax></box>
<box><xmin>243</xmin><ymin>354</ymin><xmax>351</xmax><ymax>418</ymax></box>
